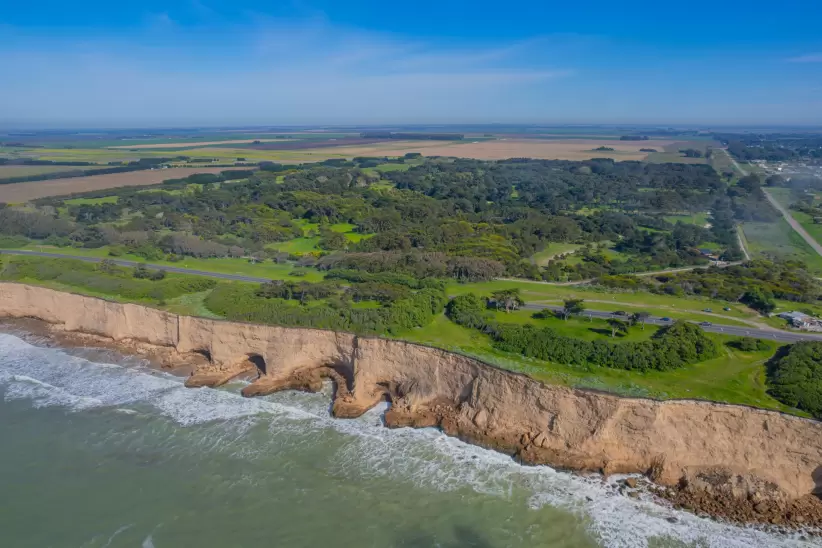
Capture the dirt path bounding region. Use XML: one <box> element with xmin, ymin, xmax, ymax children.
<box><xmin>736</xmin><ymin>225</ymin><xmax>751</xmax><ymax>260</ymax></box>
<box><xmin>763</xmin><ymin>189</ymin><xmax>822</xmax><ymax>257</ymax></box>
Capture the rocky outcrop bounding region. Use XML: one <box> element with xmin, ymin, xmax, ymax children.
<box><xmin>2</xmin><ymin>282</ymin><xmax>822</xmax><ymax>527</ymax></box>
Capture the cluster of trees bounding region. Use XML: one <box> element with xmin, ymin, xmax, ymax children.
<box><xmin>595</xmin><ymin>260</ymin><xmax>820</xmax><ymax>312</ymax></box>
<box><xmin>718</xmin><ymin>133</ymin><xmax>822</xmax><ymax>161</ymax></box>
<box><xmin>205</xmin><ymin>278</ymin><xmax>447</xmax><ymax>334</ymax></box>
<box><xmin>446</xmin><ymin>293</ymin><xmax>719</xmax><ymax>371</ymax></box>
<box><xmin>316</xmin><ymin>251</ymin><xmax>505</xmax><ymax>282</ymax></box>
<box><xmin>0</xmin><ymin>156</ymin><xmax>787</xmax><ymax>285</ymax></box>
<box><xmin>767</xmin><ymin>342</ymin><xmax>822</xmax><ymax>419</ymax></box>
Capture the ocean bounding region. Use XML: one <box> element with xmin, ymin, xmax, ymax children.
<box><xmin>0</xmin><ymin>330</ymin><xmax>816</xmax><ymax>548</ymax></box>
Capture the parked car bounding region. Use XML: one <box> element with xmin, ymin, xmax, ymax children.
<box><xmin>703</xmin><ymin>308</ymin><xmax>712</xmax><ymax>313</ymax></box>
<box><xmin>723</xmin><ymin>307</ymin><xmax>731</xmax><ymax>311</ymax></box>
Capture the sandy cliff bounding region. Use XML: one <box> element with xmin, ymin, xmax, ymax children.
<box><xmin>2</xmin><ymin>282</ymin><xmax>821</xmax><ymax>526</ymax></box>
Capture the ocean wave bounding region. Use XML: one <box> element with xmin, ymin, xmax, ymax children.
<box><xmin>0</xmin><ymin>332</ymin><xmax>815</xmax><ymax>548</ymax></box>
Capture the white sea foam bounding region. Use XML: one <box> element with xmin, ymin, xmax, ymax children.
<box><xmin>0</xmin><ymin>332</ymin><xmax>817</xmax><ymax>548</ymax></box>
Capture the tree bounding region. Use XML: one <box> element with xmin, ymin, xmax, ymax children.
<box><xmin>607</xmin><ymin>318</ymin><xmax>629</xmax><ymax>338</ymax></box>
<box><xmin>741</xmin><ymin>286</ymin><xmax>776</xmax><ymax>315</ymax></box>
<box><xmin>630</xmin><ymin>311</ymin><xmax>651</xmax><ymax>330</ymax></box>
<box><xmin>490</xmin><ymin>289</ymin><xmax>524</xmax><ymax>313</ymax></box>
<box><xmin>561</xmin><ymin>299</ymin><xmax>585</xmax><ymax>321</ymax></box>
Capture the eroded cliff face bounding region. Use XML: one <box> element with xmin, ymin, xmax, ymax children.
<box><xmin>2</xmin><ymin>282</ymin><xmax>821</xmax><ymax>521</ymax></box>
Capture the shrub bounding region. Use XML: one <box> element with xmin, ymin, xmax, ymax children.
<box><xmin>730</xmin><ymin>337</ymin><xmax>769</xmax><ymax>352</ymax></box>
<box><xmin>767</xmin><ymin>342</ymin><xmax>822</xmax><ymax>418</ymax></box>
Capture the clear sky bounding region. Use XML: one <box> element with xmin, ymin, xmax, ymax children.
<box><xmin>1</xmin><ymin>0</ymin><xmax>821</xmax><ymax>127</ymax></box>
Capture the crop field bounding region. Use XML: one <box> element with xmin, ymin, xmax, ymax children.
<box><xmin>645</xmin><ymin>141</ymin><xmax>714</xmax><ymax>164</ymax></box>
<box><xmin>321</xmin><ymin>138</ymin><xmax>679</xmax><ymax>161</ymax></box>
<box><xmin>0</xmin><ymin>165</ymin><xmax>110</xmax><ymax>178</ymax></box>
<box><xmin>0</xmin><ymin>167</ymin><xmax>226</xmax><ymax>202</ymax></box>
<box><xmin>107</xmin><ymin>138</ymin><xmax>291</xmax><ymax>149</ymax></box>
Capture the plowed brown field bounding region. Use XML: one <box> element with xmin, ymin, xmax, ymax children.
<box><xmin>0</xmin><ymin>167</ymin><xmax>227</xmax><ymax>202</ymax></box>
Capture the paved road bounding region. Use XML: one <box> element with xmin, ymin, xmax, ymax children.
<box><xmin>4</xmin><ymin>249</ymin><xmax>822</xmax><ymax>343</ymax></box>
<box><xmin>763</xmin><ymin>189</ymin><xmax>822</xmax><ymax>257</ymax></box>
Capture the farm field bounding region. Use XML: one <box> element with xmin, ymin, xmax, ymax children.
<box><xmin>0</xmin><ymin>167</ymin><xmax>226</xmax><ymax>202</ymax></box>
<box><xmin>0</xmin><ymin>165</ymin><xmax>110</xmax><ymax>178</ymax></box>
<box><xmin>321</xmin><ymin>138</ymin><xmax>680</xmax><ymax>161</ymax></box>
<box><xmin>108</xmin><ymin>138</ymin><xmax>291</xmax><ymax>149</ymax></box>
<box><xmin>645</xmin><ymin>141</ymin><xmax>714</xmax><ymax>164</ymax></box>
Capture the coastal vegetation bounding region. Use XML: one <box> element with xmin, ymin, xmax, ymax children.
<box><xmin>767</xmin><ymin>341</ymin><xmax>822</xmax><ymax>419</ymax></box>
<box><xmin>2</xmin><ymin>150</ymin><xmax>822</xmax><ymax>417</ymax></box>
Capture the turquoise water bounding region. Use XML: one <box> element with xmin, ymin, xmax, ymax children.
<box><xmin>0</xmin><ymin>332</ymin><xmax>815</xmax><ymax>548</ymax></box>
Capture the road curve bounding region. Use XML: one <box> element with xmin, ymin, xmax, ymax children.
<box><xmin>763</xmin><ymin>189</ymin><xmax>822</xmax><ymax>257</ymax></box>
<box><xmin>3</xmin><ymin>249</ymin><xmax>822</xmax><ymax>343</ymax></box>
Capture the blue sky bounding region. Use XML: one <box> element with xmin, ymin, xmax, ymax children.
<box><xmin>1</xmin><ymin>0</ymin><xmax>821</xmax><ymax>127</ymax></box>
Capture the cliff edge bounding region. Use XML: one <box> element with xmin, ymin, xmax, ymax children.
<box><xmin>2</xmin><ymin>282</ymin><xmax>821</xmax><ymax>527</ymax></box>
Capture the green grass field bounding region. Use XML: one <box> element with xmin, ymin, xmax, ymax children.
<box><xmin>448</xmin><ymin>279</ymin><xmax>764</xmax><ymax>327</ymax></box>
<box><xmin>530</xmin><ymin>242</ymin><xmax>582</xmax><ymax>265</ymax></box>
<box><xmin>393</xmin><ymin>313</ymin><xmax>800</xmax><ymax>413</ymax></box>
<box><xmin>664</xmin><ymin>212</ymin><xmax>710</xmax><ymax>226</ymax></box>
<box><xmin>767</xmin><ymin>187</ymin><xmax>822</xmax><ymax>248</ymax></box>
<box><xmin>741</xmin><ymin>220</ymin><xmax>822</xmax><ymax>273</ymax></box>
<box><xmin>267</xmin><ymin>237</ymin><xmax>321</xmax><ymax>254</ymax></box>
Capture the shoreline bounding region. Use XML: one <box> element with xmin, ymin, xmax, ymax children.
<box><xmin>1</xmin><ymin>282</ymin><xmax>822</xmax><ymax>532</ymax></box>
<box><xmin>2</xmin><ymin>317</ymin><xmax>821</xmax><ymax>536</ymax></box>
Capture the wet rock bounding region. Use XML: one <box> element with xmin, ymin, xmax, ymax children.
<box><xmin>625</xmin><ymin>477</ymin><xmax>638</xmax><ymax>489</ymax></box>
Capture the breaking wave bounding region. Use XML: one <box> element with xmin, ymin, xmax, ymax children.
<box><xmin>0</xmin><ymin>333</ymin><xmax>815</xmax><ymax>548</ymax></box>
